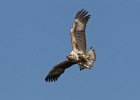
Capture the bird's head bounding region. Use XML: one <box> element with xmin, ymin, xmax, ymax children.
<box><xmin>66</xmin><ymin>54</ymin><xmax>78</xmax><ymax>63</ymax></box>
<box><xmin>67</xmin><ymin>54</ymin><xmax>74</xmax><ymax>60</ymax></box>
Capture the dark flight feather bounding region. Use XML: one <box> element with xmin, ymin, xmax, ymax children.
<box><xmin>45</xmin><ymin>60</ymin><xmax>76</xmax><ymax>82</ymax></box>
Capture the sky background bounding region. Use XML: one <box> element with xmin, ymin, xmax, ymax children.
<box><xmin>0</xmin><ymin>0</ymin><xmax>140</xmax><ymax>100</ymax></box>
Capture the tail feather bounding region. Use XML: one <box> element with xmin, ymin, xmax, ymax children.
<box><xmin>87</xmin><ymin>47</ymin><xmax>96</xmax><ymax>66</ymax></box>
<box><xmin>79</xmin><ymin>47</ymin><xmax>96</xmax><ymax>70</ymax></box>
<box><xmin>85</xmin><ymin>47</ymin><xmax>96</xmax><ymax>68</ymax></box>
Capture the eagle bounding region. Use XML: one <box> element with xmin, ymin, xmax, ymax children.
<box><xmin>45</xmin><ymin>9</ymin><xmax>96</xmax><ymax>82</ymax></box>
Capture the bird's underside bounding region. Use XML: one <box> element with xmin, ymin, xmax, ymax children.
<box><xmin>45</xmin><ymin>9</ymin><xmax>96</xmax><ymax>82</ymax></box>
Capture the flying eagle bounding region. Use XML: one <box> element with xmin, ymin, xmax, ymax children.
<box><xmin>45</xmin><ymin>9</ymin><xmax>96</xmax><ymax>82</ymax></box>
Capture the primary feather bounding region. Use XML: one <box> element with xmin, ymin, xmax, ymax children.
<box><xmin>70</xmin><ymin>9</ymin><xmax>90</xmax><ymax>54</ymax></box>
<box><xmin>45</xmin><ymin>60</ymin><xmax>75</xmax><ymax>82</ymax></box>
<box><xmin>45</xmin><ymin>9</ymin><xmax>96</xmax><ymax>82</ymax></box>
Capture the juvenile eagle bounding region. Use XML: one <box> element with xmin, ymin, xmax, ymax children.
<box><xmin>45</xmin><ymin>9</ymin><xmax>96</xmax><ymax>82</ymax></box>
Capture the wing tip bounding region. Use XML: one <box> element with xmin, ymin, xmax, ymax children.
<box><xmin>45</xmin><ymin>76</ymin><xmax>50</xmax><ymax>82</ymax></box>
<box><xmin>45</xmin><ymin>75</ymin><xmax>58</xmax><ymax>82</ymax></box>
<box><xmin>75</xmin><ymin>9</ymin><xmax>91</xmax><ymax>24</ymax></box>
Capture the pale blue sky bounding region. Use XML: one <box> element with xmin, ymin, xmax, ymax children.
<box><xmin>0</xmin><ymin>0</ymin><xmax>140</xmax><ymax>100</ymax></box>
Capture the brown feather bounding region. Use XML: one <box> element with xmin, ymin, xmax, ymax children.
<box><xmin>45</xmin><ymin>60</ymin><xmax>76</xmax><ymax>82</ymax></box>
<box><xmin>70</xmin><ymin>9</ymin><xmax>90</xmax><ymax>54</ymax></box>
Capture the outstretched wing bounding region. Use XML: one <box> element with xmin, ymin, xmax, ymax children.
<box><xmin>45</xmin><ymin>60</ymin><xmax>76</xmax><ymax>82</ymax></box>
<box><xmin>70</xmin><ymin>9</ymin><xmax>90</xmax><ymax>54</ymax></box>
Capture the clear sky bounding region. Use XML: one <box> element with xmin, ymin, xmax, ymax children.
<box><xmin>0</xmin><ymin>0</ymin><xmax>140</xmax><ymax>100</ymax></box>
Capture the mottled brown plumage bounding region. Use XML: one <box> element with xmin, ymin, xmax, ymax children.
<box><xmin>71</xmin><ymin>9</ymin><xmax>90</xmax><ymax>54</ymax></box>
<box><xmin>45</xmin><ymin>9</ymin><xmax>96</xmax><ymax>82</ymax></box>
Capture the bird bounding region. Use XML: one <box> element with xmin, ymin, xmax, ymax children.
<box><xmin>45</xmin><ymin>9</ymin><xmax>96</xmax><ymax>82</ymax></box>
